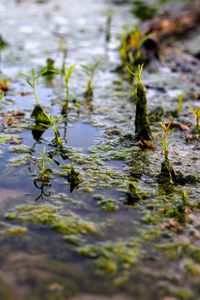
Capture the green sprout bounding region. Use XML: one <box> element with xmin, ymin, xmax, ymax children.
<box><xmin>50</xmin><ymin>116</ymin><xmax>63</xmax><ymax>149</ymax></box>
<box><xmin>21</xmin><ymin>68</ymin><xmax>47</xmax><ymax>105</ymax></box>
<box><xmin>126</xmin><ymin>64</ymin><xmax>152</xmax><ymax>141</ymax></box>
<box><xmin>176</xmin><ymin>93</ymin><xmax>184</xmax><ymax>115</ymax></box>
<box><xmin>32</xmin><ymin>146</ymin><xmax>52</xmax><ymax>183</ymax></box>
<box><xmin>158</xmin><ymin>120</ymin><xmax>177</xmax><ymax>184</ymax></box>
<box><xmin>21</xmin><ymin>68</ymin><xmax>52</xmax><ymax>125</ymax></box>
<box><xmin>52</xmin><ymin>64</ymin><xmax>76</xmax><ymax>111</ymax></box>
<box><xmin>170</xmin><ymin>93</ymin><xmax>184</xmax><ymax>117</ymax></box>
<box><xmin>189</xmin><ymin>105</ymin><xmax>200</xmax><ymax>131</ymax></box>
<box><xmin>81</xmin><ymin>60</ymin><xmax>100</xmax><ymax>99</ymax></box>
<box><xmin>159</xmin><ymin>120</ymin><xmax>173</xmax><ymax>160</ymax></box>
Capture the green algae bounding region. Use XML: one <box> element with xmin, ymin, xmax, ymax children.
<box><xmin>78</xmin><ymin>238</ymin><xmax>141</xmax><ymax>279</ymax></box>
<box><xmin>94</xmin><ymin>196</ymin><xmax>119</xmax><ymax>212</ymax></box>
<box><xmin>0</xmin><ymin>222</ymin><xmax>28</xmax><ymax>235</ymax></box>
<box><xmin>5</xmin><ymin>204</ymin><xmax>97</xmax><ymax>237</ymax></box>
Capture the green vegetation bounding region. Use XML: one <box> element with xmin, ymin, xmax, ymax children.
<box><xmin>52</xmin><ymin>64</ymin><xmax>76</xmax><ymax>113</ymax></box>
<box><xmin>126</xmin><ymin>64</ymin><xmax>152</xmax><ymax>141</ymax></box>
<box><xmin>189</xmin><ymin>105</ymin><xmax>200</xmax><ymax>132</ymax></box>
<box><xmin>81</xmin><ymin>60</ymin><xmax>100</xmax><ymax>100</ymax></box>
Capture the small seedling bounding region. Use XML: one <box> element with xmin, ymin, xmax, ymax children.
<box><xmin>81</xmin><ymin>60</ymin><xmax>100</xmax><ymax>100</ymax></box>
<box><xmin>21</xmin><ymin>68</ymin><xmax>48</xmax><ymax>105</ymax></box>
<box><xmin>21</xmin><ymin>68</ymin><xmax>52</xmax><ymax>125</ymax></box>
<box><xmin>126</xmin><ymin>64</ymin><xmax>152</xmax><ymax>141</ymax></box>
<box><xmin>31</xmin><ymin>146</ymin><xmax>52</xmax><ymax>183</ymax></box>
<box><xmin>51</xmin><ymin>64</ymin><xmax>76</xmax><ymax>112</ymax></box>
<box><xmin>169</xmin><ymin>93</ymin><xmax>184</xmax><ymax>117</ymax></box>
<box><xmin>189</xmin><ymin>105</ymin><xmax>200</xmax><ymax>132</ymax></box>
<box><xmin>158</xmin><ymin>120</ymin><xmax>177</xmax><ymax>184</ymax></box>
<box><xmin>50</xmin><ymin>116</ymin><xmax>63</xmax><ymax>149</ymax></box>
<box><xmin>159</xmin><ymin>120</ymin><xmax>173</xmax><ymax>160</ymax></box>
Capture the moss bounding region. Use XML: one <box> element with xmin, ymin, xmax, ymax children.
<box><xmin>78</xmin><ymin>239</ymin><xmax>141</xmax><ymax>278</ymax></box>
<box><xmin>98</xmin><ymin>199</ymin><xmax>119</xmax><ymax>212</ymax></box>
<box><xmin>6</xmin><ymin>204</ymin><xmax>96</xmax><ymax>237</ymax></box>
<box><xmin>160</xmin><ymin>284</ymin><xmax>194</xmax><ymax>300</ymax></box>
<box><xmin>8</xmin><ymin>145</ymin><xmax>32</xmax><ymax>154</ymax></box>
<box><xmin>142</xmin><ymin>213</ymin><xmax>161</xmax><ymax>225</ymax></box>
<box><xmin>3</xmin><ymin>226</ymin><xmax>28</xmax><ymax>235</ymax></box>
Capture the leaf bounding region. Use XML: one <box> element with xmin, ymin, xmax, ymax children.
<box><xmin>26</xmin><ymin>79</ymin><xmax>33</xmax><ymax>88</ymax></box>
<box><xmin>37</xmin><ymin>67</ymin><xmax>49</xmax><ymax>77</ymax></box>
<box><xmin>49</xmin><ymin>68</ymin><xmax>63</xmax><ymax>75</ymax></box>
<box><xmin>31</xmin><ymin>104</ymin><xmax>52</xmax><ymax>125</ymax></box>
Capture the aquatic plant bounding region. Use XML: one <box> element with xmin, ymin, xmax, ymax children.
<box><xmin>125</xmin><ymin>181</ymin><xmax>142</xmax><ymax>205</ymax></box>
<box><xmin>120</xmin><ymin>29</ymin><xmax>152</xmax><ymax>68</ymax></box>
<box><xmin>49</xmin><ymin>116</ymin><xmax>63</xmax><ymax>149</ymax></box>
<box><xmin>168</xmin><ymin>93</ymin><xmax>184</xmax><ymax>118</ymax></box>
<box><xmin>62</xmin><ymin>164</ymin><xmax>82</xmax><ymax>192</ymax></box>
<box><xmin>132</xmin><ymin>0</ymin><xmax>158</xmax><ymax>21</ymax></box>
<box><xmin>126</xmin><ymin>64</ymin><xmax>152</xmax><ymax>141</ymax></box>
<box><xmin>81</xmin><ymin>60</ymin><xmax>100</xmax><ymax>100</ymax></box>
<box><xmin>36</xmin><ymin>146</ymin><xmax>52</xmax><ymax>183</ymax></box>
<box><xmin>21</xmin><ymin>68</ymin><xmax>52</xmax><ymax>125</ymax></box>
<box><xmin>52</xmin><ymin>64</ymin><xmax>76</xmax><ymax>113</ymax></box>
<box><xmin>189</xmin><ymin>105</ymin><xmax>200</xmax><ymax>132</ymax></box>
<box><xmin>0</xmin><ymin>35</ymin><xmax>8</xmax><ymax>50</ymax></box>
<box><xmin>158</xmin><ymin>120</ymin><xmax>177</xmax><ymax>184</ymax></box>
<box><xmin>176</xmin><ymin>93</ymin><xmax>184</xmax><ymax>116</ymax></box>
<box><xmin>159</xmin><ymin>120</ymin><xmax>172</xmax><ymax>160</ymax></box>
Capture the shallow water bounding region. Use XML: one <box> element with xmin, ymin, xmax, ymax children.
<box><xmin>0</xmin><ymin>0</ymin><xmax>200</xmax><ymax>300</ymax></box>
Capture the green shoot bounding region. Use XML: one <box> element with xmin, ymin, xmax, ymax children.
<box><xmin>32</xmin><ymin>146</ymin><xmax>52</xmax><ymax>183</ymax></box>
<box><xmin>81</xmin><ymin>61</ymin><xmax>100</xmax><ymax>99</ymax></box>
<box><xmin>21</xmin><ymin>67</ymin><xmax>48</xmax><ymax>105</ymax></box>
<box><xmin>126</xmin><ymin>63</ymin><xmax>143</xmax><ymax>85</ymax></box>
<box><xmin>50</xmin><ymin>116</ymin><xmax>63</xmax><ymax>149</ymax></box>
<box><xmin>189</xmin><ymin>105</ymin><xmax>200</xmax><ymax>131</ymax></box>
<box><xmin>160</xmin><ymin>120</ymin><xmax>173</xmax><ymax>160</ymax></box>
<box><xmin>51</xmin><ymin>64</ymin><xmax>76</xmax><ymax>108</ymax></box>
<box><xmin>177</xmin><ymin>93</ymin><xmax>183</xmax><ymax>115</ymax></box>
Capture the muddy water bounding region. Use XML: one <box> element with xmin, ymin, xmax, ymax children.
<box><xmin>0</xmin><ymin>0</ymin><xmax>200</xmax><ymax>300</ymax></box>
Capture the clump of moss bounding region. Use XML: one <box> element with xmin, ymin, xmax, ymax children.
<box><xmin>5</xmin><ymin>204</ymin><xmax>96</xmax><ymax>237</ymax></box>
<box><xmin>78</xmin><ymin>238</ymin><xmax>141</xmax><ymax>279</ymax></box>
<box><xmin>94</xmin><ymin>195</ymin><xmax>119</xmax><ymax>212</ymax></box>
<box><xmin>124</xmin><ymin>181</ymin><xmax>143</xmax><ymax>205</ymax></box>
